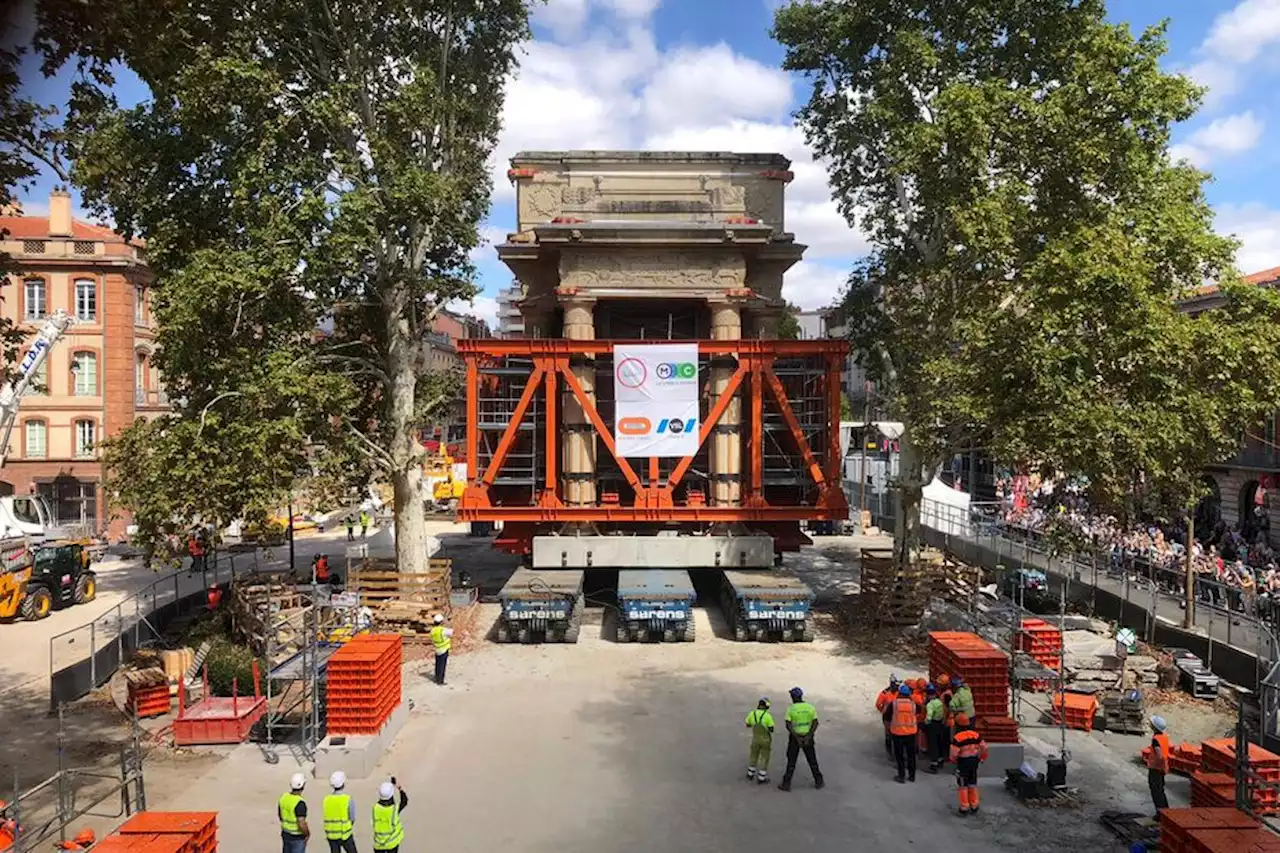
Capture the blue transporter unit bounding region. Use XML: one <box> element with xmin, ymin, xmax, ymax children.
<box><xmin>495</xmin><ymin>568</ymin><xmax>585</xmax><ymax>644</ymax></box>
<box><xmin>615</xmin><ymin>569</ymin><xmax>697</xmax><ymax>643</ymax></box>
<box><xmin>720</xmin><ymin>570</ymin><xmax>816</xmax><ymax>642</ymax></box>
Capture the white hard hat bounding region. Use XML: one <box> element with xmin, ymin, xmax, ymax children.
<box><xmin>330</xmin><ymin>770</ymin><xmax>346</xmax><ymax>789</ymax></box>
<box><xmin>378</xmin><ymin>781</ymin><xmax>396</xmax><ymax>800</ymax></box>
<box><xmin>433</xmin><ymin>613</ymin><xmax>444</xmax><ymax>624</ymax></box>
<box><xmin>1151</xmin><ymin>715</ymin><xmax>1168</xmax><ymax>733</ymax></box>
<box><xmin>290</xmin><ymin>773</ymin><xmax>306</xmax><ymax>791</ymax></box>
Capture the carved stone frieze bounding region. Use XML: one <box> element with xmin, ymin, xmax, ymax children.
<box><xmin>521</xmin><ymin>183</ymin><xmax>565</xmax><ymax>223</ymax></box>
<box><xmin>562</xmin><ymin>186</ymin><xmax>596</xmax><ymax>205</ymax></box>
<box><xmin>712</xmin><ymin>185</ymin><xmax>747</xmax><ymax>210</ymax></box>
<box><xmin>559</xmin><ymin>250</ymin><xmax>747</xmax><ymax>293</ymax></box>
<box><xmin>744</xmin><ymin>180</ymin><xmax>784</xmax><ymax>230</ymax></box>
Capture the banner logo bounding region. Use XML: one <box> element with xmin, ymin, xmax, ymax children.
<box><xmin>618</xmin><ymin>417</ymin><xmax>651</xmax><ymax>435</ymax></box>
<box><xmin>655</xmin><ymin>362</ymin><xmax>697</xmax><ymax>381</ymax></box>
<box><xmin>616</xmin><ymin>358</ymin><xmax>647</xmax><ymax>389</ymax></box>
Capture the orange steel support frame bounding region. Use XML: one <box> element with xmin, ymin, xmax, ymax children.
<box><xmin>458</xmin><ymin>339</ymin><xmax>851</xmax><ymax>523</ymax></box>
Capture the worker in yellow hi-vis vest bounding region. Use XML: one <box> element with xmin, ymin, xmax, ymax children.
<box><xmin>372</xmin><ymin>777</ymin><xmax>409</xmax><ymax>853</ymax></box>
<box><xmin>430</xmin><ymin>613</ymin><xmax>454</xmax><ymax>685</ymax></box>
<box><xmin>744</xmin><ymin>697</ymin><xmax>775</xmax><ymax>785</ymax></box>
<box><xmin>322</xmin><ymin>771</ymin><xmax>357</xmax><ymax>853</ymax></box>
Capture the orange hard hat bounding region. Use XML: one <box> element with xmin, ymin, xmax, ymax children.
<box><xmin>937</xmin><ymin>674</ymin><xmax>951</xmax><ymax>687</ymax></box>
<box><xmin>954</xmin><ymin>713</ymin><xmax>970</xmax><ymax>727</ymax></box>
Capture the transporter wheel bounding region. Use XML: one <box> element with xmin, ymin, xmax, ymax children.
<box><xmin>733</xmin><ymin>618</ymin><xmax>747</xmax><ymax>642</ymax></box>
<box><xmin>517</xmin><ymin>626</ymin><xmax>531</xmax><ymax>644</ymax></box>
<box><xmin>615</xmin><ymin>622</ymin><xmax>630</xmax><ymax>643</ymax></box>
<box><xmin>662</xmin><ymin>627</ymin><xmax>676</xmax><ymax>643</ymax></box>
<box><xmin>564</xmin><ymin>596</ymin><xmax>583</xmax><ymax>644</ymax></box>
<box><xmin>798</xmin><ymin>623</ymin><xmax>815</xmax><ymax>643</ymax></box>
<box><xmin>681</xmin><ymin>617</ymin><xmax>696</xmax><ymax>643</ymax></box>
<box><xmin>496</xmin><ymin>622</ymin><xmax>511</xmax><ymax>643</ymax></box>
<box><xmin>748</xmin><ymin>624</ymin><xmax>761</xmax><ymax>643</ymax></box>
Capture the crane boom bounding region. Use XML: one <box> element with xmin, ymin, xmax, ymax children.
<box><xmin>0</xmin><ymin>309</ymin><xmax>75</xmax><ymax>468</ymax></box>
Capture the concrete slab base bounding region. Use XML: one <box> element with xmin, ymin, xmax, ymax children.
<box><xmin>980</xmin><ymin>742</ymin><xmax>1026</xmax><ymax>778</ymax></box>
<box><xmin>313</xmin><ymin>700</ymin><xmax>409</xmax><ymax>781</ymax></box>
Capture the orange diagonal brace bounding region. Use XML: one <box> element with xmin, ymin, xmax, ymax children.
<box><xmin>558</xmin><ymin>359</ymin><xmax>643</xmax><ymax>492</ymax></box>
<box><xmin>762</xmin><ymin>364</ymin><xmax>826</xmax><ymax>487</ymax></box>
<box><xmin>668</xmin><ymin>360</ymin><xmax>748</xmax><ymax>490</ymax></box>
<box><xmin>482</xmin><ymin>364</ymin><xmax>545</xmax><ymax>486</ymax></box>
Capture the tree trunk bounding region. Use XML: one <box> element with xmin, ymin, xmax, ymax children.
<box><xmin>893</xmin><ymin>429</ymin><xmax>928</xmax><ymax>569</ymax></box>
<box><xmin>385</xmin><ymin>282</ymin><xmax>429</xmax><ymax>574</ymax></box>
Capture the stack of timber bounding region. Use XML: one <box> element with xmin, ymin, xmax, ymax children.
<box><xmin>860</xmin><ymin>548</ymin><xmax>978</xmax><ymax>626</ymax></box>
<box><xmin>351</xmin><ymin>557</ymin><xmax>453</xmax><ymax>637</ymax></box>
<box><xmin>230</xmin><ymin>573</ymin><xmax>309</xmax><ymax>657</ymax></box>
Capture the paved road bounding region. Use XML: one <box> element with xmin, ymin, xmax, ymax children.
<box><xmin>2</xmin><ymin>523</ymin><xmax>390</xmax><ymax>697</ymax></box>
<box><xmin>933</xmin><ymin>522</ymin><xmax>1277</xmax><ymax>662</ymax></box>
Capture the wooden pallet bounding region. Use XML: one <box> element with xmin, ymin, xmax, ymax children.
<box><xmin>860</xmin><ymin>549</ymin><xmax>976</xmax><ymax>626</ymax></box>
<box><xmin>350</xmin><ymin>560</ymin><xmax>453</xmax><ymax>635</ymax></box>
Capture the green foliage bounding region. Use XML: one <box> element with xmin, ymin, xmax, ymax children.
<box><xmin>0</xmin><ymin>26</ymin><xmax>63</xmax><ymax>385</ymax></box>
<box><xmin>774</xmin><ymin>0</ymin><xmax>1280</xmax><ymax>532</ymax></box>
<box><xmin>202</xmin><ymin>639</ymin><xmax>261</xmax><ymax>698</ymax></box>
<box><xmin>840</xmin><ymin>392</ymin><xmax>853</xmax><ymax>422</ymax></box>
<box><xmin>36</xmin><ymin>1</ymin><xmax>531</xmax><ymax>562</ymax></box>
<box><xmin>777</xmin><ymin>302</ymin><xmax>802</xmax><ymax>340</ymax></box>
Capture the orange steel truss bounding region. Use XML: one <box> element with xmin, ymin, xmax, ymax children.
<box><xmin>458</xmin><ymin>339</ymin><xmax>850</xmax><ymax>525</ymax></box>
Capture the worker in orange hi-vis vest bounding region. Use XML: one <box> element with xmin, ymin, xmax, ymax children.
<box><xmin>1147</xmin><ymin>716</ymin><xmax>1170</xmax><ymax>815</ymax></box>
<box><xmin>888</xmin><ymin>684</ymin><xmax>920</xmax><ymax>784</ymax></box>
<box><xmin>949</xmin><ymin>714</ymin><xmax>989</xmax><ymax>816</ymax></box>
<box><xmin>874</xmin><ymin>674</ymin><xmax>901</xmax><ymax>762</ymax></box>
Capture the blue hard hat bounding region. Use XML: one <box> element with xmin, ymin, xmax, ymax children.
<box><xmin>899</xmin><ymin>684</ymin><xmax>912</xmax><ymax>696</ymax></box>
<box><xmin>926</xmin><ymin>683</ymin><xmax>937</xmax><ymax>694</ymax></box>
<box><xmin>789</xmin><ymin>686</ymin><xmax>804</xmax><ymax>700</ymax></box>
<box><xmin>952</xmin><ymin>675</ymin><xmax>964</xmax><ymax>687</ymax></box>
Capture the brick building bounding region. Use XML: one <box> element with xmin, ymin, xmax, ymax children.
<box><xmin>1180</xmin><ymin>265</ymin><xmax>1280</xmax><ymax>540</ymax></box>
<box><xmin>0</xmin><ymin>188</ymin><xmax>159</xmax><ymax>537</ymax></box>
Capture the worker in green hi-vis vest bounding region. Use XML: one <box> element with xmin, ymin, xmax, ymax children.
<box><xmin>744</xmin><ymin>697</ymin><xmax>775</xmax><ymax>785</ymax></box>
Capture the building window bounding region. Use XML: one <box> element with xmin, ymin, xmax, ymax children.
<box><xmin>22</xmin><ymin>240</ymin><xmax>45</xmax><ymax>255</ymax></box>
<box><xmin>74</xmin><ymin>420</ymin><xmax>96</xmax><ymax>458</ymax></box>
<box><xmin>74</xmin><ymin>241</ymin><xmax>95</xmax><ymax>256</ymax></box>
<box><xmin>24</xmin><ymin>279</ymin><xmax>46</xmax><ymax>320</ymax></box>
<box><xmin>71</xmin><ymin>351</ymin><xmax>97</xmax><ymax>396</ymax></box>
<box><xmin>135</xmin><ymin>286</ymin><xmax>146</xmax><ymax>324</ymax></box>
<box><xmin>37</xmin><ymin>479</ymin><xmax>97</xmax><ymax>528</ymax></box>
<box><xmin>24</xmin><ymin>421</ymin><xmax>46</xmax><ymax>459</ymax></box>
<box><xmin>74</xmin><ymin>278</ymin><xmax>96</xmax><ymax>321</ymax></box>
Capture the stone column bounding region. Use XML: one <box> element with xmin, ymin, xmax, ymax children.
<box><xmin>709</xmin><ymin>300</ymin><xmax>742</xmax><ymax>507</ymax></box>
<box><xmin>561</xmin><ymin>296</ymin><xmax>597</xmax><ymax>507</ymax></box>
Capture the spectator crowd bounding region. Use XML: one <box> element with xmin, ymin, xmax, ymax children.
<box><xmin>987</xmin><ymin>478</ymin><xmax>1280</xmax><ymax>623</ymax></box>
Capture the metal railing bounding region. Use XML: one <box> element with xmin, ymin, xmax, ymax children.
<box><xmin>47</xmin><ymin>547</ymin><xmax>271</xmax><ymax>709</ymax></box>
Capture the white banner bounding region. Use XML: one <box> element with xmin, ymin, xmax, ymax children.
<box><xmin>613</xmin><ymin>344</ymin><xmax>700</xmax><ymax>457</ymax></box>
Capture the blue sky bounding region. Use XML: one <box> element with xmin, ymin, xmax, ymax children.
<box><xmin>13</xmin><ymin>0</ymin><xmax>1280</xmax><ymax>326</ymax></box>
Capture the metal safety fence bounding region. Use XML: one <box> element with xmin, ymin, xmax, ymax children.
<box><xmin>47</xmin><ymin>547</ymin><xmax>271</xmax><ymax>710</ymax></box>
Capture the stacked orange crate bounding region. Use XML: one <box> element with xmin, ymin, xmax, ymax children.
<box><xmin>1158</xmin><ymin>808</ymin><xmax>1264</xmax><ymax>853</ymax></box>
<box><xmin>1017</xmin><ymin>618</ymin><xmax>1062</xmax><ymax>692</ymax></box>
<box><xmin>1050</xmin><ymin>691</ymin><xmax>1097</xmax><ymax>732</ymax></box>
<box><xmin>128</xmin><ymin>682</ymin><xmax>172</xmax><ymax>719</ymax></box>
<box><xmin>1201</xmin><ymin>739</ymin><xmax>1280</xmax><ymax>815</ymax></box>
<box><xmin>1190</xmin><ymin>772</ymin><xmax>1236</xmax><ymax>807</ymax></box>
<box><xmin>327</xmin><ymin>634</ymin><xmax>403</xmax><ymax>735</ymax></box>
<box><xmin>927</xmin><ymin>632</ymin><xmax>1015</xmax><ymax>742</ymax></box>
<box><xmin>115</xmin><ymin>811</ymin><xmax>218</xmax><ymax>853</ymax></box>
<box><xmin>1185</xmin><ymin>828</ymin><xmax>1280</xmax><ymax>852</ymax></box>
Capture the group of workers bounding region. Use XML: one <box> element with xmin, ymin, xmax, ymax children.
<box><xmin>874</xmin><ymin>673</ymin><xmax>986</xmax><ymax>814</ymax></box>
<box><xmin>279</xmin><ymin>771</ymin><xmax>408</xmax><ymax>853</ymax></box>
<box><xmin>742</xmin><ymin>686</ymin><xmax>826</xmax><ymax>791</ymax></box>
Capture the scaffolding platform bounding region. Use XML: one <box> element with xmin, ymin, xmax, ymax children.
<box><xmin>270</xmin><ymin>643</ymin><xmax>341</xmax><ymax>681</ymax></box>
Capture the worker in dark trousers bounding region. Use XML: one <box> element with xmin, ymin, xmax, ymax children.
<box><xmin>1148</xmin><ymin>715</ymin><xmax>1170</xmax><ymax>815</ymax></box>
<box><xmin>278</xmin><ymin>773</ymin><xmax>310</xmax><ymax>853</ymax></box>
<box><xmin>778</xmin><ymin>686</ymin><xmax>824</xmax><ymax>791</ymax></box>
<box><xmin>924</xmin><ymin>684</ymin><xmax>947</xmax><ymax>773</ymax></box>
<box><xmin>874</xmin><ymin>674</ymin><xmax>900</xmax><ymax>762</ymax></box>
<box><xmin>372</xmin><ymin>777</ymin><xmax>408</xmax><ymax>853</ymax></box>
<box><xmin>949</xmin><ymin>714</ymin><xmax>988</xmax><ymax>816</ymax></box>
<box><xmin>888</xmin><ymin>683</ymin><xmax>919</xmax><ymax>783</ymax></box>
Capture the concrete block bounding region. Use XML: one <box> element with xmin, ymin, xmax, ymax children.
<box><xmin>980</xmin><ymin>742</ymin><xmax>1025</xmax><ymax>777</ymax></box>
<box><xmin>313</xmin><ymin>701</ymin><xmax>409</xmax><ymax>781</ymax></box>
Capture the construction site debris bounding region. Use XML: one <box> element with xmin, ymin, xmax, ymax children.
<box><xmin>126</xmin><ymin>668</ymin><xmax>172</xmax><ymax>719</ymax></box>
<box><xmin>351</xmin><ymin>557</ymin><xmax>452</xmax><ymax>636</ymax></box>
<box><xmin>860</xmin><ymin>549</ymin><xmax>978</xmax><ymax>627</ymax></box>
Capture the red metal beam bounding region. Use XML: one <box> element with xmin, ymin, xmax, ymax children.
<box><xmin>460</xmin><ymin>338</ymin><xmax>849</xmax><ymax>357</ymax></box>
<box><xmin>826</xmin><ymin>353</ymin><xmax>842</xmax><ymax>484</ymax></box>
<box><xmin>466</xmin><ymin>358</ymin><xmax>479</xmax><ymax>483</ymax></box>
<box><xmin>544</xmin><ymin>368</ymin><xmax>557</xmax><ymax>494</ymax></box>
<box><xmin>750</xmin><ymin>359</ymin><xmax>763</xmax><ymax>501</ymax></box>
<box><xmin>482</xmin><ymin>365</ymin><xmax>545</xmax><ymax>487</ymax></box>
<box><xmin>762</xmin><ymin>364</ymin><xmax>826</xmax><ymax>487</ymax></box>
<box><xmin>667</xmin><ymin>361</ymin><xmax>748</xmax><ymax>490</ymax></box>
<box><xmin>458</xmin><ymin>505</ymin><xmax>847</xmax><ymax>522</ymax></box>
<box><xmin>556</xmin><ymin>358</ymin><xmax>644</xmax><ymax>493</ymax></box>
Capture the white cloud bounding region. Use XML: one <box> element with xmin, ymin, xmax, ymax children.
<box><xmin>1183</xmin><ymin>61</ymin><xmax>1240</xmax><ymax>108</ymax></box>
<box><xmin>640</xmin><ymin>44</ymin><xmax>792</xmax><ymax>129</ymax></box>
<box><xmin>532</xmin><ymin>0</ymin><xmax>661</xmax><ymax>42</ymax></box>
<box><xmin>782</xmin><ymin>262</ymin><xmax>849</xmax><ymax>311</ymax></box>
<box><xmin>447</xmin><ymin>294</ymin><xmax>500</xmax><ymax>331</ymax></box>
<box><xmin>1168</xmin><ymin>110</ymin><xmax>1263</xmax><ymax>167</ymax></box>
<box><xmin>469</xmin><ymin>225</ymin><xmax>509</xmax><ymax>265</ymax></box>
<box><xmin>1203</xmin><ymin>0</ymin><xmax>1280</xmax><ymax>63</ymax></box>
<box><xmin>1217</xmin><ymin>202</ymin><xmax>1280</xmax><ymax>275</ymax></box>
